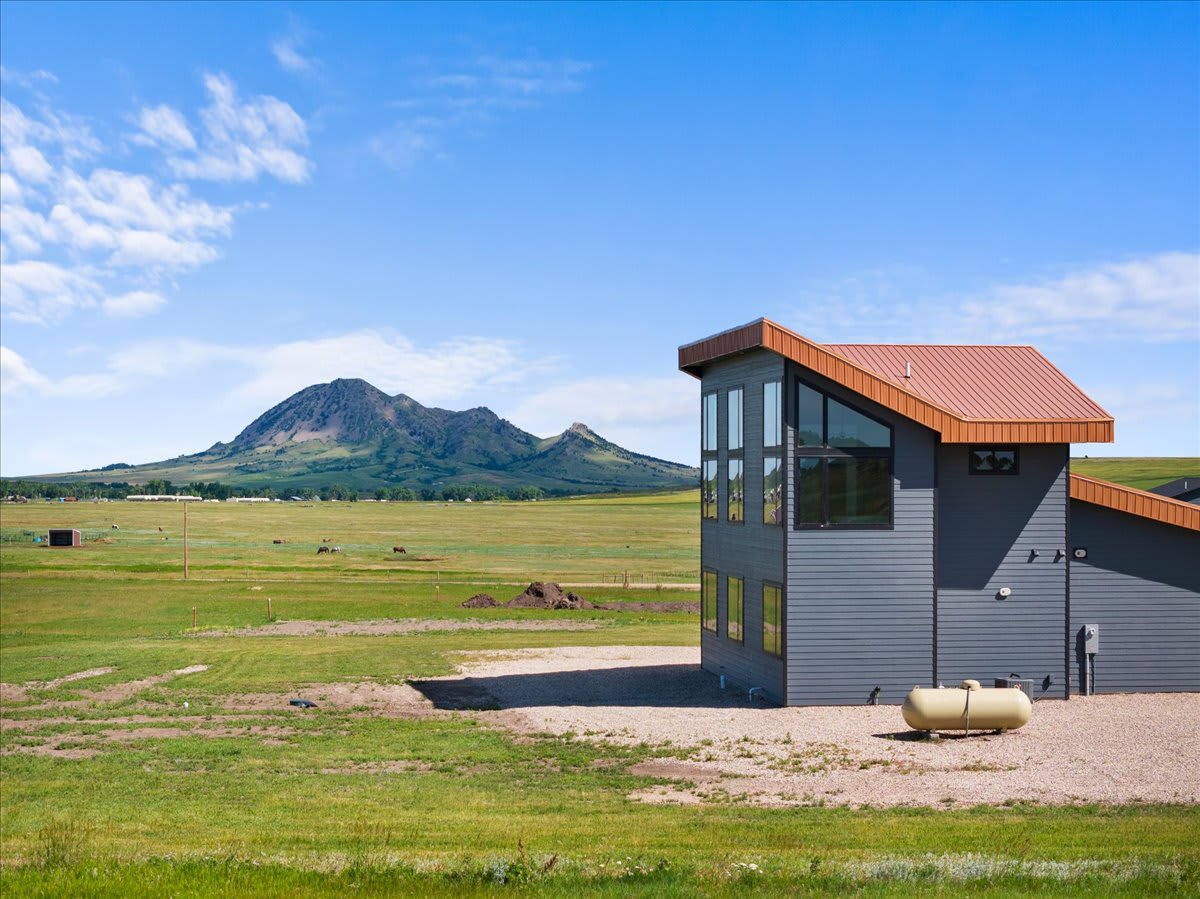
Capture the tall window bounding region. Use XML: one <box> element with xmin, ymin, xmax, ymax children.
<box><xmin>795</xmin><ymin>382</ymin><xmax>893</xmax><ymax>528</ymax></box>
<box><xmin>762</xmin><ymin>583</ymin><xmax>782</xmax><ymax>657</ymax></box>
<box><xmin>726</xmin><ymin>576</ymin><xmax>743</xmax><ymax>642</ymax></box>
<box><xmin>702</xmin><ymin>569</ymin><xmax>718</xmax><ymax>633</ymax></box>
<box><xmin>728</xmin><ymin>459</ymin><xmax>744</xmax><ymax>522</ymax></box>
<box><xmin>727</xmin><ymin>388</ymin><xmax>743</xmax><ymax>451</ymax></box>
<box><xmin>702</xmin><ymin>460</ymin><xmax>718</xmax><ymax>520</ymax></box>
<box><xmin>701</xmin><ymin>392</ymin><xmax>718</xmax><ymax>521</ymax></box>
<box><xmin>763</xmin><ymin>380</ymin><xmax>782</xmax><ymax>525</ymax></box>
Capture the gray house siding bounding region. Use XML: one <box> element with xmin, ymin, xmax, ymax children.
<box><xmin>784</xmin><ymin>364</ymin><xmax>936</xmax><ymax>706</ymax></box>
<box><xmin>698</xmin><ymin>352</ymin><xmax>787</xmax><ymax>701</ymax></box>
<box><xmin>935</xmin><ymin>444</ymin><xmax>1069</xmax><ymax>697</ymax></box>
<box><xmin>1069</xmin><ymin>502</ymin><xmax>1200</xmax><ymax>694</ymax></box>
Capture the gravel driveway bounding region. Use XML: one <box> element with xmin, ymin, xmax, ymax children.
<box><xmin>420</xmin><ymin>645</ymin><xmax>1200</xmax><ymax>808</ymax></box>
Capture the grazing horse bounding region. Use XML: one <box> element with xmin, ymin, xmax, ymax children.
<box><xmin>393</xmin><ymin>546</ymin><xmax>406</xmax><ymax>554</ymax></box>
<box><xmin>273</xmin><ymin>539</ymin><xmax>285</xmax><ymax>545</ymax></box>
<box><xmin>111</xmin><ymin>523</ymin><xmax>120</xmax><ymax>530</ymax></box>
<box><xmin>330</xmin><ymin>546</ymin><xmax>342</xmax><ymax>554</ymax></box>
<box><xmin>316</xmin><ymin>545</ymin><xmax>330</xmax><ymax>554</ymax></box>
<box><xmin>322</xmin><ymin>537</ymin><xmax>333</xmax><ymax>543</ymax></box>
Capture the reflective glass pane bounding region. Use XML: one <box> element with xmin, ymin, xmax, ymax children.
<box><xmin>762</xmin><ymin>584</ymin><xmax>782</xmax><ymax>656</ymax></box>
<box><xmin>763</xmin><ymin>457</ymin><xmax>783</xmax><ymax>525</ymax></box>
<box><xmin>728</xmin><ymin>388</ymin><xmax>743</xmax><ymax>451</ymax></box>
<box><xmin>727</xmin><ymin>459</ymin><xmax>744</xmax><ymax>522</ymax></box>
<box><xmin>726</xmin><ymin>576</ymin><xmax>743</xmax><ymax>642</ymax></box>
<box><xmin>827</xmin><ymin>397</ymin><xmax>890</xmax><ymax>448</ymax></box>
<box><xmin>828</xmin><ymin>457</ymin><xmax>891</xmax><ymax>524</ymax></box>
<box><xmin>702</xmin><ymin>460</ymin><xmax>718</xmax><ymax>519</ymax></box>
<box><xmin>702</xmin><ymin>393</ymin><xmax>717</xmax><ymax>452</ymax></box>
<box><xmin>702</xmin><ymin>569</ymin><xmax>718</xmax><ymax>632</ymax></box>
<box><xmin>797</xmin><ymin>383</ymin><xmax>823</xmax><ymax>446</ymax></box>
<box><xmin>970</xmin><ymin>448</ymin><xmax>1017</xmax><ymax>473</ymax></box>
<box><xmin>763</xmin><ymin>381</ymin><xmax>782</xmax><ymax>447</ymax></box>
<box><xmin>796</xmin><ymin>458</ymin><xmax>823</xmax><ymax>524</ymax></box>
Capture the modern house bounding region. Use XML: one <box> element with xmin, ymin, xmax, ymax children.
<box><xmin>679</xmin><ymin>318</ymin><xmax>1199</xmax><ymax>705</ymax></box>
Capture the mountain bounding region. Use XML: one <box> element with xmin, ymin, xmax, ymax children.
<box><xmin>31</xmin><ymin>378</ymin><xmax>699</xmax><ymax>495</ymax></box>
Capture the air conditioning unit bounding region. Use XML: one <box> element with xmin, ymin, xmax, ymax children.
<box><xmin>994</xmin><ymin>677</ymin><xmax>1033</xmax><ymax>696</ymax></box>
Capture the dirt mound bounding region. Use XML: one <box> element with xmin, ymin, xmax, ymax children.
<box><xmin>507</xmin><ymin>582</ymin><xmax>593</xmax><ymax>610</ymax></box>
<box><xmin>461</xmin><ymin>594</ymin><xmax>498</xmax><ymax>608</ymax></box>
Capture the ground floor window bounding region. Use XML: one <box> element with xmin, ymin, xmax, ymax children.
<box><xmin>762</xmin><ymin>583</ymin><xmax>782</xmax><ymax>657</ymax></box>
<box><xmin>702</xmin><ymin>568</ymin><xmax>718</xmax><ymax>633</ymax></box>
<box><xmin>726</xmin><ymin>576</ymin><xmax>743</xmax><ymax>642</ymax></box>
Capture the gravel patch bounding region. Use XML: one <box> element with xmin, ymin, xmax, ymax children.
<box><xmin>418</xmin><ymin>645</ymin><xmax>1200</xmax><ymax>808</ymax></box>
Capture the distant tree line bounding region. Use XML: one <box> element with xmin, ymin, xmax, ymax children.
<box><xmin>2</xmin><ymin>478</ymin><xmax>549</xmax><ymax>503</ymax></box>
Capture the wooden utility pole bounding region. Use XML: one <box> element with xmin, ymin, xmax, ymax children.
<box><xmin>183</xmin><ymin>500</ymin><xmax>189</xmax><ymax>580</ymax></box>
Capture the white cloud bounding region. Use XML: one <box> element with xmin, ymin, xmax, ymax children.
<box><xmin>0</xmin><ymin>345</ymin><xmax>50</xmax><ymax>393</ymax></box>
<box><xmin>784</xmin><ymin>252</ymin><xmax>1200</xmax><ymax>345</ymax></box>
<box><xmin>0</xmin><ymin>66</ymin><xmax>59</xmax><ymax>89</ymax></box>
<box><xmin>6</xmin><ymin>143</ymin><xmax>53</xmax><ymax>182</ymax></box>
<box><xmin>134</xmin><ymin>104</ymin><xmax>196</xmax><ymax>150</ymax></box>
<box><xmin>101</xmin><ymin>290</ymin><xmax>166</xmax><ymax>318</ymax></box>
<box><xmin>163</xmin><ymin>73</ymin><xmax>312</xmax><ymax>183</ymax></box>
<box><xmin>0</xmin><ymin>259</ymin><xmax>100</xmax><ymax>323</ymax></box>
<box><xmin>0</xmin><ymin>345</ymin><xmax>120</xmax><ymax>397</ymax></box>
<box><xmin>271</xmin><ymin>36</ymin><xmax>314</xmax><ymax>75</ymax></box>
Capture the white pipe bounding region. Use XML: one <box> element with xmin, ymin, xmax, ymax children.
<box><xmin>748</xmin><ymin>686</ymin><xmax>765</xmax><ymax>701</ymax></box>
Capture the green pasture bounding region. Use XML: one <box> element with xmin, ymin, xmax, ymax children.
<box><xmin>1</xmin><ymin>490</ymin><xmax>1197</xmax><ymax>896</ymax></box>
<box><xmin>1071</xmin><ymin>456</ymin><xmax>1199</xmax><ymax>491</ymax></box>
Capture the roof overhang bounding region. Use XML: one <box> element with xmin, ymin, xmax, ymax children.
<box><xmin>1070</xmin><ymin>473</ymin><xmax>1200</xmax><ymax>532</ymax></box>
<box><xmin>679</xmin><ymin>318</ymin><xmax>1114</xmax><ymax>444</ymax></box>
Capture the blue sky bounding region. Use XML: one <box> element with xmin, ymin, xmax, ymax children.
<box><xmin>1</xmin><ymin>1</ymin><xmax>1197</xmax><ymax>476</ymax></box>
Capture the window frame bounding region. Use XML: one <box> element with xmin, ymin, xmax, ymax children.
<box><xmin>727</xmin><ymin>386</ymin><xmax>744</xmax><ymax>452</ymax></box>
<box><xmin>727</xmin><ymin>458</ymin><xmax>745</xmax><ymax>524</ymax></box>
<box><xmin>701</xmin><ymin>568</ymin><xmax>718</xmax><ymax>633</ymax></box>
<box><xmin>762</xmin><ymin>582</ymin><xmax>783</xmax><ymax>658</ymax></box>
<box><xmin>725</xmin><ymin>575</ymin><xmax>743</xmax><ymax>643</ymax></box>
<box><xmin>701</xmin><ymin>459</ymin><xmax>718</xmax><ymax>520</ymax></box>
<box><xmin>701</xmin><ymin>391</ymin><xmax>719</xmax><ymax>522</ymax></box>
<box><xmin>762</xmin><ymin>455</ymin><xmax>783</xmax><ymax>526</ymax></box>
<box><xmin>763</xmin><ymin>380</ymin><xmax>782</xmax><ymax>449</ymax></box>
<box><xmin>967</xmin><ymin>444</ymin><xmax>1020</xmax><ymax>476</ymax></box>
<box><xmin>793</xmin><ymin>377</ymin><xmax>895</xmax><ymax>530</ymax></box>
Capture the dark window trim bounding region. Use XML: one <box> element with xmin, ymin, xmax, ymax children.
<box><xmin>793</xmin><ymin>377</ymin><xmax>894</xmax><ymax>530</ymax></box>
<box><xmin>726</xmin><ymin>457</ymin><xmax>745</xmax><ymax>526</ymax></box>
<box><xmin>762</xmin><ymin>453</ymin><xmax>783</xmax><ymax>526</ymax></box>
<box><xmin>726</xmin><ymin>384</ymin><xmax>746</xmax><ymax>454</ymax></box>
<box><xmin>762</xmin><ymin>581</ymin><xmax>783</xmax><ymax>658</ymax></box>
<box><xmin>701</xmin><ymin>390</ymin><xmax>719</xmax><ymax>456</ymax></box>
<box><xmin>968</xmin><ymin>444</ymin><xmax>1020</xmax><ymax>476</ymax></box>
<box><xmin>725</xmin><ymin>574</ymin><xmax>744</xmax><ymax>644</ymax></box>
<box><xmin>701</xmin><ymin>459</ymin><xmax>718</xmax><ymax>523</ymax></box>
<box><xmin>763</xmin><ymin>379</ymin><xmax>783</xmax><ymax>450</ymax></box>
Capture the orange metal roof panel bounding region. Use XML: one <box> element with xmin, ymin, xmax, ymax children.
<box><xmin>824</xmin><ymin>343</ymin><xmax>1112</xmax><ymax>421</ymax></box>
<box><xmin>1070</xmin><ymin>473</ymin><xmax>1200</xmax><ymax>532</ymax></box>
<box><xmin>678</xmin><ymin>318</ymin><xmax>1114</xmax><ymax>444</ymax></box>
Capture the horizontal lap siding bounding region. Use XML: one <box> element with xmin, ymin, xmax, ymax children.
<box><xmin>936</xmin><ymin>445</ymin><xmax>1068</xmax><ymax>695</ymax></box>
<box><xmin>699</xmin><ymin>353</ymin><xmax>787</xmax><ymax>701</ymax></box>
<box><xmin>1069</xmin><ymin>502</ymin><xmax>1200</xmax><ymax>694</ymax></box>
<box><xmin>785</xmin><ymin>366</ymin><xmax>936</xmax><ymax>706</ymax></box>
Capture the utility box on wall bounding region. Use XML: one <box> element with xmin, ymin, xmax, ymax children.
<box><xmin>47</xmin><ymin>529</ymin><xmax>81</xmax><ymax>547</ymax></box>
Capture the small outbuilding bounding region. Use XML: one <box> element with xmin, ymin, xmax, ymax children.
<box><xmin>47</xmin><ymin>528</ymin><xmax>82</xmax><ymax>547</ymax></box>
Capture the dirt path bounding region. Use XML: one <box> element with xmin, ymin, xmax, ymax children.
<box><xmin>414</xmin><ymin>645</ymin><xmax>1200</xmax><ymax>809</ymax></box>
<box><xmin>192</xmin><ymin>619</ymin><xmax>602</xmax><ymax>637</ymax></box>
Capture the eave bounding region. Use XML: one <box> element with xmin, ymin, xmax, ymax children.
<box><xmin>1070</xmin><ymin>473</ymin><xmax>1200</xmax><ymax>532</ymax></box>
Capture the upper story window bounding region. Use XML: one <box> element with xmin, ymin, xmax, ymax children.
<box><xmin>728</xmin><ymin>459</ymin><xmax>744</xmax><ymax>523</ymax></box>
<box><xmin>969</xmin><ymin>446</ymin><xmax>1019</xmax><ymax>475</ymax></box>
<box><xmin>763</xmin><ymin>381</ymin><xmax>782</xmax><ymax>448</ymax></box>
<box><xmin>795</xmin><ymin>381</ymin><xmax>893</xmax><ymax>528</ymax></box>
<box><xmin>727</xmin><ymin>388</ymin><xmax>744</xmax><ymax>451</ymax></box>
<box><xmin>702</xmin><ymin>392</ymin><xmax>718</xmax><ymax>454</ymax></box>
<box><xmin>702</xmin><ymin>460</ymin><xmax>718</xmax><ymax>519</ymax></box>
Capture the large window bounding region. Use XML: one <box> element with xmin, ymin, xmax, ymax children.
<box><xmin>763</xmin><ymin>380</ymin><xmax>782</xmax><ymax>526</ymax></box>
<box><xmin>702</xmin><ymin>460</ymin><xmax>718</xmax><ymax>520</ymax></box>
<box><xmin>726</xmin><ymin>576</ymin><xmax>743</xmax><ymax>643</ymax></box>
<box><xmin>762</xmin><ymin>583</ymin><xmax>782</xmax><ymax>657</ymax></box>
<box><xmin>728</xmin><ymin>459</ymin><xmax>744</xmax><ymax>523</ymax></box>
<box><xmin>795</xmin><ymin>382</ymin><xmax>893</xmax><ymax>528</ymax></box>
<box><xmin>702</xmin><ymin>569</ymin><xmax>718</xmax><ymax>633</ymax></box>
<box><xmin>969</xmin><ymin>445</ymin><xmax>1019</xmax><ymax>475</ymax></box>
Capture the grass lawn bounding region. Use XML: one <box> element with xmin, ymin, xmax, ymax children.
<box><xmin>1071</xmin><ymin>457</ymin><xmax>1199</xmax><ymax>491</ymax></box>
<box><xmin>1</xmin><ymin>494</ymin><xmax>1196</xmax><ymax>896</ymax></box>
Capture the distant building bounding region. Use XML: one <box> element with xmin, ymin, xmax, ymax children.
<box><xmin>127</xmin><ymin>495</ymin><xmax>202</xmax><ymax>502</ymax></box>
<box><xmin>47</xmin><ymin>528</ymin><xmax>81</xmax><ymax>547</ymax></box>
<box><xmin>225</xmin><ymin>497</ymin><xmax>271</xmax><ymax>503</ymax></box>
<box><xmin>679</xmin><ymin>318</ymin><xmax>1199</xmax><ymax>705</ymax></box>
<box><xmin>1148</xmin><ymin>477</ymin><xmax>1200</xmax><ymax>505</ymax></box>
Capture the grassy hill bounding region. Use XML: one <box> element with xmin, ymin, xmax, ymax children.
<box><xmin>1070</xmin><ymin>457</ymin><xmax>1199</xmax><ymax>491</ymax></box>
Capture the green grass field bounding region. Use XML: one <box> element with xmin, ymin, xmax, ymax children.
<box><xmin>1</xmin><ymin>490</ymin><xmax>1196</xmax><ymax>896</ymax></box>
<box><xmin>1071</xmin><ymin>457</ymin><xmax>1199</xmax><ymax>491</ymax></box>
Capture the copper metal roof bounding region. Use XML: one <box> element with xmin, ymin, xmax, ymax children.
<box><xmin>678</xmin><ymin>318</ymin><xmax>1114</xmax><ymax>444</ymax></box>
<box><xmin>1070</xmin><ymin>473</ymin><xmax>1200</xmax><ymax>532</ymax></box>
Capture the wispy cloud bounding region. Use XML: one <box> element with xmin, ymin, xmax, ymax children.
<box><xmin>371</xmin><ymin>53</ymin><xmax>591</xmax><ymax>172</ymax></box>
<box><xmin>0</xmin><ymin>66</ymin><xmax>59</xmax><ymax>89</ymax></box>
<box><xmin>2</xmin><ymin>73</ymin><xmax>309</xmax><ymax>324</ymax></box>
<box><xmin>140</xmin><ymin>73</ymin><xmax>313</xmax><ymax>183</ymax></box>
<box><xmin>783</xmin><ymin>252</ymin><xmax>1200</xmax><ymax>345</ymax></box>
<box><xmin>270</xmin><ymin>17</ymin><xmax>320</xmax><ymax>78</ymax></box>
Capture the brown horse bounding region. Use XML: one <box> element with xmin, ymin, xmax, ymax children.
<box><xmin>393</xmin><ymin>546</ymin><xmax>406</xmax><ymax>553</ymax></box>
